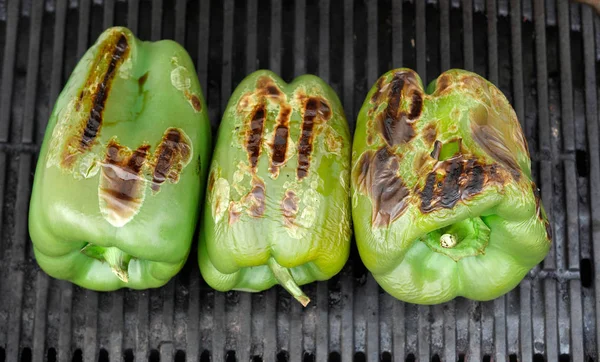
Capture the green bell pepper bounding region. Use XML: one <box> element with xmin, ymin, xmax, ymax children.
<box><xmin>351</xmin><ymin>68</ymin><xmax>552</xmax><ymax>304</ymax></box>
<box><xmin>199</xmin><ymin>70</ymin><xmax>351</xmax><ymax>306</ymax></box>
<box><xmin>29</xmin><ymin>27</ymin><xmax>211</xmax><ymax>290</ymax></box>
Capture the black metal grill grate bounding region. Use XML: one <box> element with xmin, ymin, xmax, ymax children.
<box><xmin>0</xmin><ymin>0</ymin><xmax>599</xmax><ymax>361</ymax></box>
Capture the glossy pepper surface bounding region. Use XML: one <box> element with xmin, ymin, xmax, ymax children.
<box><xmin>29</xmin><ymin>27</ymin><xmax>211</xmax><ymax>290</ymax></box>
<box><xmin>351</xmin><ymin>69</ymin><xmax>552</xmax><ymax>304</ymax></box>
<box><xmin>199</xmin><ymin>70</ymin><xmax>351</xmax><ymax>306</ymax></box>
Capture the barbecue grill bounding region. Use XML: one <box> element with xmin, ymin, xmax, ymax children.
<box><xmin>0</xmin><ymin>0</ymin><xmax>599</xmax><ymax>361</ymax></box>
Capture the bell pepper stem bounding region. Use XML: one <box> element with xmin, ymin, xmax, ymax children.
<box><xmin>103</xmin><ymin>246</ymin><xmax>129</xmax><ymax>283</ymax></box>
<box><xmin>267</xmin><ymin>258</ymin><xmax>310</xmax><ymax>307</ymax></box>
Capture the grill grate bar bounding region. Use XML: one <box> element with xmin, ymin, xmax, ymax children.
<box><xmin>127</xmin><ymin>0</ymin><xmax>139</xmax><ymax>33</ymax></box>
<box><xmin>416</xmin><ymin>0</ymin><xmax>426</xmax><ymax>79</ymax></box>
<box><xmin>270</xmin><ymin>0</ymin><xmax>281</xmax><ymax>76</ymax></box>
<box><xmin>581</xmin><ymin>3</ymin><xmax>600</xmax><ymax>359</ymax></box>
<box><xmin>440</xmin><ymin>0</ymin><xmax>451</xmax><ymax>72</ymax></box>
<box><xmin>391</xmin><ymin>0</ymin><xmax>402</xmax><ymax>69</ymax></box>
<box><xmin>341</xmin><ymin>2</ymin><xmax>355</xmax><ymax>360</ymax></box>
<box><xmin>150</xmin><ymin>0</ymin><xmax>162</xmax><ymax>41</ymax></box>
<box><xmin>462</xmin><ymin>0</ymin><xmax>474</xmax><ymax>71</ymax></box>
<box><xmin>21</xmin><ymin>0</ymin><xmax>43</xmax><ymax>144</ymax></box>
<box><xmin>0</xmin><ymin>0</ymin><xmax>20</xmax><ymax>142</ymax></box>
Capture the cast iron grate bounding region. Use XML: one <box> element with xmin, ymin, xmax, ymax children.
<box><xmin>0</xmin><ymin>0</ymin><xmax>599</xmax><ymax>361</ymax></box>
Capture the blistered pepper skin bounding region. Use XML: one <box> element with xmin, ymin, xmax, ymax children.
<box><xmin>351</xmin><ymin>69</ymin><xmax>552</xmax><ymax>304</ymax></box>
<box><xmin>199</xmin><ymin>70</ymin><xmax>351</xmax><ymax>306</ymax></box>
<box><xmin>29</xmin><ymin>27</ymin><xmax>211</xmax><ymax>290</ymax></box>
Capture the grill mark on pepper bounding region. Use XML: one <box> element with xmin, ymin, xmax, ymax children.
<box><xmin>297</xmin><ymin>97</ymin><xmax>331</xmax><ymax>180</ymax></box>
<box><xmin>138</xmin><ymin>72</ymin><xmax>149</xmax><ymax>87</ymax></box>
<box><xmin>281</xmin><ymin>190</ymin><xmax>299</xmax><ymax>227</ymax></box>
<box><xmin>471</xmin><ymin>107</ymin><xmax>522</xmax><ymax>180</ymax></box>
<box><xmin>81</xmin><ymin>34</ymin><xmax>129</xmax><ymax>150</ymax></box>
<box><xmin>377</xmin><ymin>72</ymin><xmax>417</xmax><ymax>147</ymax></box>
<box><xmin>270</xmin><ymin>104</ymin><xmax>292</xmax><ymax>176</ymax></box>
<box><xmin>61</xmin><ymin>32</ymin><xmax>130</xmax><ymax>169</ymax></box>
<box><xmin>151</xmin><ymin>128</ymin><xmax>192</xmax><ymax>192</ymax></box>
<box><xmin>247</xmin><ymin>104</ymin><xmax>266</xmax><ymax>170</ymax></box>
<box><xmin>99</xmin><ymin>140</ymin><xmax>150</xmax><ymax>226</ymax></box>
<box><xmin>419</xmin><ymin>157</ymin><xmax>506</xmax><ymax>213</ymax></box>
<box><xmin>355</xmin><ymin>147</ymin><xmax>410</xmax><ymax>227</ymax></box>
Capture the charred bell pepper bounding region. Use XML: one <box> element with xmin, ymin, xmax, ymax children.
<box><xmin>29</xmin><ymin>27</ymin><xmax>211</xmax><ymax>290</ymax></box>
<box><xmin>351</xmin><ymin>69</ymin><xmax>552</xmax><ymax>304</ymax></box>
<box><xmin>199</xmin><ymin>70</ymin><xmax>351</xmax><ymax>306</ymax></box>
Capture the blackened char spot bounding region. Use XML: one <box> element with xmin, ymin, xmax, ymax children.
<box><xmin>247</xmin><ymin>105</ymin><xmax>266</xmax><ymax>169</ymax></box>
<box><xmin>462</xmin><ymin>160</ymin><xmax>484</xmax><ymax>198</ymax></box>
<box><xmin>378</xmin><ymin>73</ymin><xmax>416</xmax><ymax>146</ymax></box>
<box><xmin>270</xmin><ymin>105</ymin><xmax>292</xmax><ymax>175</ymax></box>
<box><xmin>408</xmin><ymin>92</ymin><xmax>423</xmax><ymax>120</ymax></box>
<box><xmin>257</xmin><ymin>76</ymin><xmax>284</xmax><ymax>99</ymax></box>
<box><xmin>420</xmin><ymin>173</ymin><xmax>437</xmax><ymax>213</ymax></box>
<box><xmin>81</xmin><ymin>34</ymin><xmax>129</xmax><ymax>149</ymax></box>
<box><xmin>439</xmin><ymin>158</ymin><xmax>463</xmax><ymax>209</ymax></box>
<box><xmin>151</xmin><ymin>128</ymin><xmax>192</xmax><ymax>192</ymax></box>
<box><xmin>355</xmin><ymin>148</ymin><xmax>410</xmax><ymax>227</ymax></box>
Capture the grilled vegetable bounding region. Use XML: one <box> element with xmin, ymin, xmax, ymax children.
<box><xmin>351</xmin><ymin>68</ymin><xmax>552</xmax><ymax>304</ymax></box>
<box><xmin>29</xmin><ymin>27</ymin><xmax>211</xmax><ymax>290</ymax></box>
<box><xmin>199</xmin><ymin>70</ymin><xmax>351</xmax><ymax>306</ymax></box>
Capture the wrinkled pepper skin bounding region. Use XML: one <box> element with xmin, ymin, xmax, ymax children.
<box><xmin>29</xmin><ymin>27</ymin><xmax>211</xmax><ymax>290</ymax></box>
<box><xmin>351</xmin><ymin>69</ymin><xmax>552</xmax><ymax>304</ymax></box>
<box><xmin>199</xmin><ymin>70</ymin><xmax>351</xmax><ymax>305</ymax></box>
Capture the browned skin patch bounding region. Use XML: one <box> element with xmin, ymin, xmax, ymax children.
<box><xmin>207</xmin><ymin>169</ymin><xmax>216</xmax><ymax>193</ymax></box>
<box><xmin>229</xmin><ymin>203</ymin><xmax>242</xmax><ymax>225</ymax></box>
<box><xmin>270</xmin><ymin>104</ymin><xmax>292</xmax><ymax>176</ymax></box>
<box><xmin>186</xmin><ymin>92</ymin><xmax>202</xmax><ymax>112</ymax></box>
<box><xmin>151</xmin><ymin>128</ymin><xmax>192</xmax><ymax>192</ymax></box>
<box><xmin>371</xmin><ymin>76</ymin><xmax>385</xmax><ymax>103</ymax></box>
<box><xmin>257</xmin><ymin>76</ymin><xmax>284</xmax><ymax>100</ymax></box>
<box><xmin>99</xmin><ymin>140</ymin><xmax>150</xmax><ymax>219</ymax></box>
<box><xmin>247</xmin><ymin>177</ymin><xmax>266</xmax><ymax>218</ymax></box>
<box><xmin>297</xmin><ymin>97</ymin><xmax>332</xmax><ymax>180</ymax></box>
<box><xmin>419</xmin><ymin>157</ymin><xmax>507</xmax><ymax>213</ymax></box>
<box><xmin>138</xmin><ymin>72</ymin><xmax>149</xmax><ymax>87</ymax></box>
<box><xmin>532</xmin><ymin>183</ymin><xmax>553</xmax><ymax>241</ymax></box>
<box><xmin>430</xmin><ymin>140</ymin><xmax>442</xmax><ymax>160</ymax></box>
<box><xmin>377</xmin><ymin>72</ymin><xmax>421</xmax><ymax>147</ymax></box>
<box><xmin>61</xmin><ymin>32</ymin><xmax>130</xmax><ymax>168</ymax></box>
<box><xmin>470</xmin><ymin>106</ymin><xmax>522</xmax><ymax>180</ymax></box>
<box><xmin>434</xmin><ymin>74</ymin><xmax>451</xmax><ymax>94</ymax></box>
<box><xmin>422</xmin><ymin>123</ymin><xmax>437</xmax><ymax>146</ymax></box>
<box><xmin>246</xmin><ymin>104</ymin><xmax>267</xmax><ymax>169</ymax></box>
<box><xmin>355</xmin><ymin>147</ymin><xmax>410</xmax><ymax>227</ymax></box>
<box><xmin>281</xmin><ymin>190</ymin><xmax>299</xmax><ymax>227</ymax></box>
